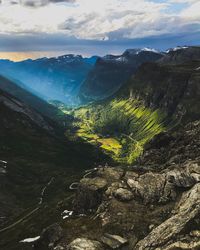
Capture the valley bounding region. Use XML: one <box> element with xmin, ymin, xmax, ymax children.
<box><xmin>0</xmin><ymin>55</ymin><xmax>97</xmax><ymax>106</ymax></box>
<box><xmin>0</xmin><ymin>46</ymin><xmax>199</xmax><ymax>250</ymax></box>
<box><xmin>58</xmin><ymin>98</ymin><xmax>166</xmax><ymax>164</ymax></box>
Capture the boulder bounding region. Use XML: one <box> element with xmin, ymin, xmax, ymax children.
<box><xmin>97</xmin><ymin>167</ymin><xmax>124</xmax><ymax>182</ymax></box>
<box><xmin>190</xmin><ymin>230</ymin><xmax>200</xmax><ymax>237</ymax></box>
<box><xmin>73</xmin><ymin>177</ymin><xmax>108</xmax><ymax>213</ymax></box>
<box><xmin>113</xmin><ymin>188</ymin><xmax>133</xmax><ymax>202</ymax></box>
<box><xmin>127</xmin><ymin>172</ymin><xmax>167</xmax><ymax>204</ymax></box>
<box><xmin>167</xmin><ymin>170</ymin><xmax>196</xmax><ymax>188</ymax></box>
<box><xmin>101</xmin><ymin>233</ymin><xmax>128</xmax><ymax>249</ymax></box>
<box><xmin>161</xmin><ymin>240</ymin><xmax>200</xmax><ymax>250</ymax></box>
<box><xmin>135</xmin><ymin>183</ymin><xmax>200</xmax><ymax>249</ymax></box>
<box><xmin>126</xmin><ymin>162</ymin><xmax>200</xmax><ymax>205</ymax></box>
<box><xmin>124</xmin><ymin>171</ymin><xmax>139</xmax><ymax>181</ymax></box>
<box><xmin>80</xmin><ymin>177</ymin><xmax>108</xmax><ymax>191</ymax></box>
<box><xmin>105</xmin><ymin>182</ymin><xmax>125</xmax><ymax>198</ymax></box>
<box><xmin>68</xmin><ymin>238</ymin><xmax>104</xmax><ymax>250</ymax></box>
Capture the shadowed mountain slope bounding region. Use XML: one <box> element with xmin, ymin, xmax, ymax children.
<box><xmin>79</xmin><ymin>49</ymin><xmax>163</xmax><ymax>103</ymax></box>
<box><xmin>0</xmin><ymin>55</ymin><xmax>97</xmax><ymax>105</ymax></box>
<box><xmin>0</xmin><ymin>86</ymin><xmax>109</xmax><ymax>250</ymax></box>
<box><xmin>118</xmin><ymin>55</ymin><xmax>200</xmax><ymax>123</ymax></box>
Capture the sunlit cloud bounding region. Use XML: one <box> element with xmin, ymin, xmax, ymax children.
<box><xmin>0</xmin><ymin>0</ymin><xmax>199</xmax><ymax>54</ymax></box>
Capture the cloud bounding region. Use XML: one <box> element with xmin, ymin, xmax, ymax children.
<box><xmin>0</xmin><ymin>0</ymin><xmax>199</xmax><ymax>46</ymax></box>
<box><xmin>0</xmin><ymin>31</ymin><xmax>199</xmax><ymax>55</ymax></box>
<box><xmin>180</xmin><ymin>1</ymin><xmax>200</xmax><ymax>19</ymax></box>
<box><xmin>19</xmin><ymin>0</ymin><xmax>48</xmax><ymax>7</ymax></box>
<box><xmin>1</xmin><ymin>0</ymin><xmax>75</xmax><ymax>7</ymax></box>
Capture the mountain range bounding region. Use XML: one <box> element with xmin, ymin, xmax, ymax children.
<box><xmin>0</xmin><ymin>55</ymin><xmax>97</xmax><ymax>105</ymax></box>
<box><xmin>0</xmin><ymin>46</ymin><xmax>199</xmax><ymax>250</ymax></box>
<box><xmin>79</xmin><ymin>48</ymin><xmax>163</xmax><ymax>102</ymax></box>
<box><xmin>0</xmin><ymin>48</ymin><xmax>164</xmax><ymax>106</ymax></box>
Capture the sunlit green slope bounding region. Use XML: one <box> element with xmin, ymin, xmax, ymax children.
<box><xmin>65</xmin><ymin>98</ymin><xmax>167</xmax><ymax>164</ymax></box>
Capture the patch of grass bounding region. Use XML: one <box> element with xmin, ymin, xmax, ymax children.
<box><xmin>65</xmin><ymin>98</ymin><xmax>167</xmax><ymax>164</ymax></box>
<box><xmin>98</xmin><ymin>138</ymin><xmax>122</xmax><ymax>155</ymax></box>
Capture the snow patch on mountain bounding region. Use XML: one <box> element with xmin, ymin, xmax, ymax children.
<box><xmin>166</xmin><ymin>46</ymin><xmax>189</xmax><ymax>53</ymax></box>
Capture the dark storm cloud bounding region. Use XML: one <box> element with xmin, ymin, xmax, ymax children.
<box><xmin>17</xmin><ymin>0</ymin><xmax>75</xmax><ymax>7</ymax></box>
<box><xmin>0</xmin><ymin>31</ymin><xmax>199</xmax><ymax>54</ymax></box>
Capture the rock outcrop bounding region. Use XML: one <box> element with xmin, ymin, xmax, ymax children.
<box><xmin>138</xmin><ymin>121</ymin><xmax>200</xmax><ymax>167</ymax></box>
<box><xmin>101</xmin><ymin>234</ymin><xmax>128</xmax><ymax>249</ymax></box>
<box><xmin>73</xmin><ymin>177</ymin><xmax>108</xmax><ymax>213</ymax></box>
<box><xmin>135</xmin><ymin>183</ymin><xmax>200</xmax><ymax>249</ymax></box>
<box><xmin>68</xmin><ymin>238</ymin><xmax>104</xmax><ymax>250</ymax></box>
<box><xmin>36</xmin><ymin>121</ymin><xmax>200</xmax><ymax>250</ymax></box>
<box><xmin>118</xmin><ymin>56</ymin><xmax>200</xmax><ymax>122</ymax></box>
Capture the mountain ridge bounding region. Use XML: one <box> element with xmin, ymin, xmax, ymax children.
<box><xmin>79</xmin><ymin>49</ymin><xmax>164</xmax><ymax>103</ymax></box>
<box><xmin>0</xmin><ymin>54</ymin><xmax>98</xmax><ymax>105</ymax></box>
<box><xmin>0</xmin><ymin>45</ymin><xmax>200</xmax><ymax>250</ymax></box>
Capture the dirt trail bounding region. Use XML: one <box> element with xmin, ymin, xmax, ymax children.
<box><xmin>0</xmin><ymin>177</ymin><xmax>55</xmax><ymax>234</ymax></box>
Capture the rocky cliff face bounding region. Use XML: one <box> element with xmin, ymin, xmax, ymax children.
<box><xmin>119</xmin><ymin>53</ymin><xmax>200</xmax><ymax>123</ymax></box>
<box><xmin>32</xmin><ymin>120</ymin><xmax>200</xmax><ymax>250</ymax></box>
<box><xmin>48</xmin><ymin>48</ymin><xmax>199</xmax><ymax>250</ymax></box>
<box><xmin>159</xmin><ymin>46</ymin><xmax>200</xmax><ymax>64</ymax></box>
<box><xmin>79</xmin><ymin>49</ymin><xmax>163</xmax><ymax>103</ymax></box>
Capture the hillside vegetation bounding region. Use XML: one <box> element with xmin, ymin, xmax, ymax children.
<box><xmin>65</xmin><ymin>98</ymin><xmax>167</xmax><ymax>164</ymax></box>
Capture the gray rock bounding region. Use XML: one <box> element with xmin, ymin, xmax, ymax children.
<box><xmin>135</xmin><ymin>183</ymin><xmax>200</xmax><ymax>249</ymax></box>
<box><xmin>101</xmin><ymin>234</ymin><xmax>128</xmax><ymax>249</ymax></box>
<box><xmin>167</xmin><ymin>170</ymin><xmax>196</xmax><ymax>188</ymax></box>
<box><xmin>105</xmin><ymin>182</ymin><xmax>125</xmax><ymax>198</ymax></box>
<box><xmin>124</xmin><ymin>171</ymin><xmax>139</xmax><ymax>181</ymax></box>
<box><xmin>126</xmin><ymin>162</ymin><xmax>200</xmax><ymax>205</ymax></box>
<box><xmin>80</xmin><ymin>177</ymin><xmax>108</xmax><ymax>191</ymax></box>
<box><xmin>73</xmin><ymin>177</ymin><xmax>108</xmax><ymax>213</ymax></box>
<box><xmin>97</xmin><ymin>167</ymin><xmax>124</xmax><ymax>182</ymax></box>
<box><xmin>189</xmin><ymin>230</ymin><xmax>200</xmax><ymax>238</ymax></box>
<box><xmin>129</xmin><ymin>236</ymin><xmax>138</xmax><ymax>249</ymax></box>
<box><xmin>127</xmin><ymin>172</ymin><xmax>167</xmax><ymax>204</ymax></box>
<box><xmin>114</xmin><ymin>188</ymin><xmax>133</xmax><ymax>202</ymax></box>
<box><xmin>68</xmin><ymin>238</ymin><xmax>104</xmax><ymax>250</ymax></box>
<box><xmin>161</xmin><ymin>240</ymin><xmax>200</xmax><ymax>250</ymax></box>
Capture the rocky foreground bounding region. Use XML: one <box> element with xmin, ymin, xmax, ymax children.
<box><xmin>33</xmin><ymin>121</ymin><xmax>200</xmax><ymax>250</ymax></box>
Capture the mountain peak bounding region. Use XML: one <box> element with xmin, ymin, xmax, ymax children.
<box><xmin>123</xmin><ymin>48</ymin><xmax>160</xmax><ymax>56</ymax></box>
<box><xmin>166</xmin><ymin>46</ymin><xmax>189</xmax><ymax>53</ymax></box>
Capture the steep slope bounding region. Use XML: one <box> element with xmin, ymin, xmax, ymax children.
<box><xmin>0</xmin><ymin>55</ymin><xmax>97</xmax><ymax>105</ymax></box>
<box><xmin>32</xmin><ymin>47</ymin><xmax>200</xmax><ymax>250</ymax></box>
<box><xmin>69</xmin><ymin>99</ymin><xmax>166</xmax><ymax>164</ymax></box>
<box><xmin>32</xmin><ymin>121</ymin><xmax>200</xmax><ymax>250</ymax></box>
<box><xmin>67</xmin><ymin>47</ymin><xmax>200</xmax><ymax>165</ymax></box>
<box><xmin>79</xmin><ymin>49</ymin><xmax>163</xmax><ymax>102</ymax></box>
<box><xmin>159</xmin><ymin>46</ymin><xmax>200</xmax><ymax>64</ymax></box>
<box><xmin>119</xmin><ymin>56</ymin><xmax>200</xmax><ymax>123</ymax></box>
<box><xmin>0</xmin><ymin>75</ymin><xmax>60</xmax><ymax>122</ymax></box>
<box><xmin>0</xmin><ymin>88</ymin><xmax>109</xmax><ymax>250</ymax></box>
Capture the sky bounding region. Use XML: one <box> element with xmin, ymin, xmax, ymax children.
<box><xmin>0</xmin><ymin>0</ymin><xmax>199</xmax><ymax>60</ymax></box>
